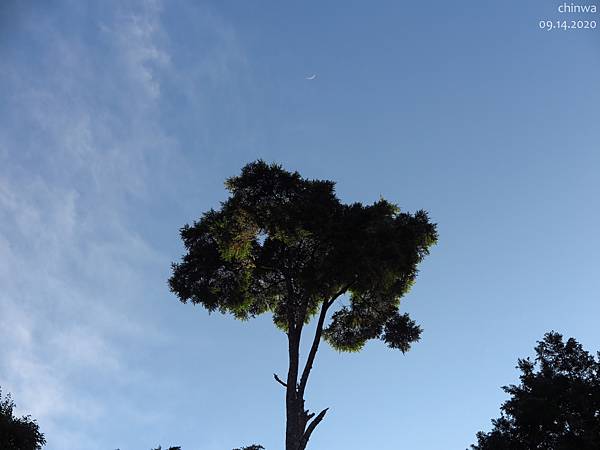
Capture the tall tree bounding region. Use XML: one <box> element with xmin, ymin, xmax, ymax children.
<box><xmin>0</xmin><ymin>388</ymin><xmax>46</xmax><ymax>450</ymax></box>
<box><xmin>471</xmin><ymin>332</ymin><xmax>600</xmax><ymax>450</ymax></box>
<box><xmin>169</xmin><ymin>161</ymin><xmax>437</xmax><ymax>450</ymax></box>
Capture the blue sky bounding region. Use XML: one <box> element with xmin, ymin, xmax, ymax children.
<box><xmin>1</xmin><ymin>1</ymin><xmax>599</xmax><ymax>449</ymax></box>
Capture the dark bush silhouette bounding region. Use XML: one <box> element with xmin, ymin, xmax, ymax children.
<box><xmin>170</xmin><ymin>160</ymin><xmax>437</xmax><ymax>450</ymax></box>
<box><xmin>471</xmin><ymin>331</ymin><xmax>600</xmax><ymax>449</ymax></box>
<box><xmin>0</xmin><ymin>387</ymin><xmax>46</xmax><ymax>450</ymax></box>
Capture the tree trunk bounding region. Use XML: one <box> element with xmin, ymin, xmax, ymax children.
<box><xmin>286</xmin><ymin>329</ymin><xmax>302</xmax><ymax>450</ymax></box>
<box><xmin>284</xmin><ymin>295</ymin><xmax>339</xmax><ymax>450</ymax></box>
<box><xmin>285</xmin><ymin>397</ymin><xmax>302</xmax><ymax>450</ymax></box>
<box><xmin>283</xmin><ymin>290</ymin><xmax>345</xmax><ymax>450</ymax></box>
<box><xmin>285</xmin><ymin>329</ymin><xmax>328</xmax><ymax>450</ymax></box>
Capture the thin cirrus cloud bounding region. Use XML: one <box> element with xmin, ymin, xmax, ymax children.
<box><xmin>0</xmin><ymin>1</ymin><xmax>249</xmax><ymax>449</ymax></box>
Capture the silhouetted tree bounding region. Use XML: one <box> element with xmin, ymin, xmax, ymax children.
<box><xmin>170</xmin><ymin>161</ymin><xmax>437</xmax><ymax>450</ymax></box>
<box><xmin>151</xmin><ymin>446</ymin><xmax>181</xmax><ymax>450</ymax></box>
<box><xmin>0</xmin><ymin>388</ymin><xmax>46</xmax><ymax>450</ymax></box>
<box><xmin>471</xmin><ymin>332</ymin><xmax>600</xmax><ymax>450</ymax></box>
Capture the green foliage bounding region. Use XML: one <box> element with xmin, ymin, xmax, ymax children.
<box><xmin>0</xmin><ymin>388</ymin><xmax>46</xmax><ymax>450</ymax></box>
<box><xmin>471</xmin><ymin>332</ymin><xmax>600</xmax><ymax>450</ymax></box>
<box><xmin>170</xmin><ymin>160</ymin><xmax>437</xmax><ymax>352</ymax></box>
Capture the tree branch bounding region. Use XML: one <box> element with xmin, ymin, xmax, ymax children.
<box><xmin>300</xmin><ymin>408</ymin><xmax>329</xmax><ymax>450</ymax></box>
<box><xmin>298</xmin><ymin>282</ymin><xmax>356</xmax><ymax>398</ymax></box>
<box><xmin>273</xmin><ymin>373</ymin><xmax>287</xmax><ymax>388</ymax></box>
<box><xmin>297</xmin><ymin>299</ymin><xmax>330</xmax><ymax>398</ymax></box>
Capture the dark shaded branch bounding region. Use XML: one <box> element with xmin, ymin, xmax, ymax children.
<box><xmin>298</xmin><ymin>282</ymin><xmax>356</xmax><ymax>397</ymax></box>
<box><xmin>273</xmin><ymin>373</ymin><xmax>287</xmax><ymax>388</ymax></box>
<box><xmin>297</xmin><ymin>299</ymin><xmax>330</xmax><ymax>398</ymax></box>
<box><xmin>300</xmin><ymin>408</ymin><xmax>329</xmax><ymax>450</ymax></box>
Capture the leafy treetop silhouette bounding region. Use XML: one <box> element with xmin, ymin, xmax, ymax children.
<box><xmin>0</xmin><ymin>387</ymin><xmax>46</xmax><ymax>450</ymax></box>
<box><xmin>169</xmin><ymin>161</ymin><xmax>437</xmax><ymax>450</ymax></box>
<box><xmin>471</xmin><ymin>331</ymin><xmax>600</xmax><ymax>450</ymax></box>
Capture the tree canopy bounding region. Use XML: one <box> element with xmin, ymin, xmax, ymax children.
<box><xmin>170</xmin><ymin>160</ymin><xmax>436</xmax><ymax>352</ymax></box>
<box><xmin>0</xmin><ymin>388</ymin><xmax>46</xmax><ymax>450</ymax></box>
<box><xmin>471</xmin><ymin>332</ymin><xmax>600</xmax><ymax>450</ymax></box>
<box><xmin>169</xmin><ymin>160</ymin><xmax>437</xmax><ymax>450</ymax></box>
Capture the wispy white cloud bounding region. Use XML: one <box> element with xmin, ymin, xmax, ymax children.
<box><xmin>1</xmin><ymin>1</ymin><xmax>193</xmax><ymax>448</ymax></box>
<box><xmin>108</xmin><ymin>1</ymin><xmax>170</xmax><ymax>99</ymax></box>
<box><xmin>1</xmin><ymin>0</ymin><xmax>252</xmax><ymax>448</ymax></box>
